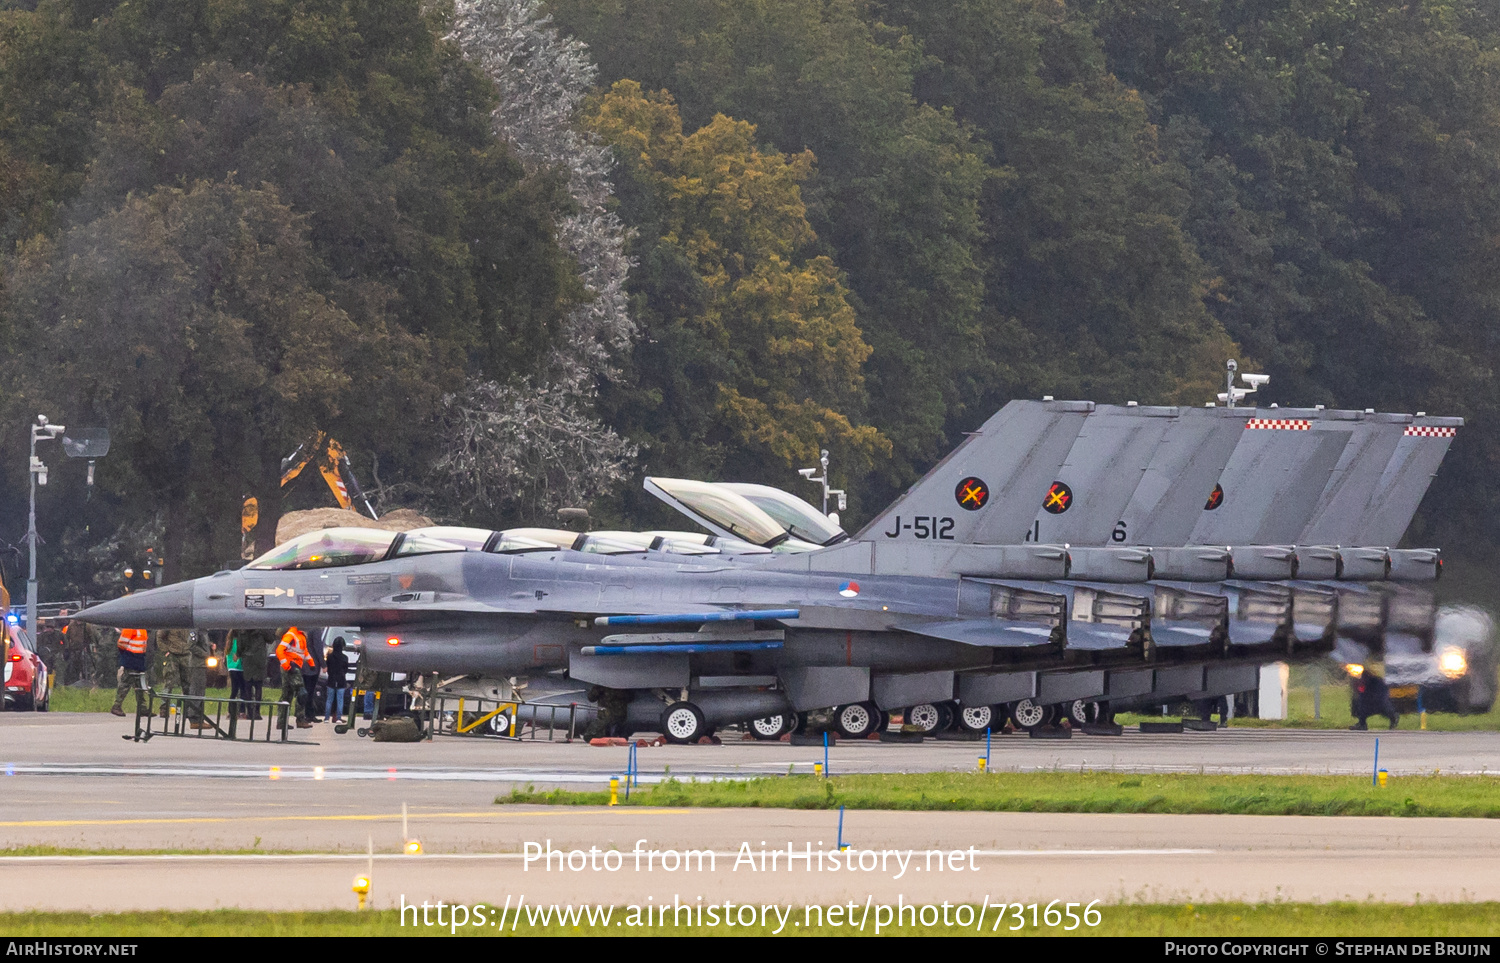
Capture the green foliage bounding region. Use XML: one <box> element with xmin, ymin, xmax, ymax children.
<box><xmin>0</xmin><ymin>0</ymin><xmax>580</xmax><ymax>581</ymax></box>
<box><xmin>1080</xmin><ymin>0</ymin><xmax>1500</xmax><ymax>554</ymax></box>
<box><xmin>587</xmin><ymin>80</ymin><xmax>888</xmax><ymax>490</ymax></box>
<box><xmin>551</xmin><ymin>0</ymin><xmax>987</xmax><ymax>507</ymax></box>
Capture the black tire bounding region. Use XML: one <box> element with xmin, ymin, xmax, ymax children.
<box><xmin>1062</xmin><ymin>700</ymin><xmax>1098</xmax><ymax>726</ymax></box>
<box><xmin>833</xmin><ymin>702</ymin><xmax>882</xmax><ymax>738</ymax></box>
<box><xmin>791</xmin><ymin>711</ymin><xmax>810</xmax><ymax>736</ymax></box>
<box><xmin>1009</xmin><ymin>698</ymin><xmax>1055</xmax><ymax>730</ymax></box>
<box><xmin>486</xmin><ymin>710</ymin><xmax>514</xmax><ymax>736</ymax></box>
<box><xmin>661</xmin><ymin>702</ymin><xmax>707</xmax><ymax>744</ymax></box>
<box><xmin>904</xmin><ymin>703</ymin><xmax>942</xmax><ymax>733</ymax></box>
<box><xmin>749</xmin><ymin>714</ymin><xmax>789</xmax><ymax>740</ymax></box>
<box><xmin>957</xmin><ymin>703</ymin><xmax>999</xmax><ymax>733</ymax></box>
<box><xmin>935</xmin><ymin>701</ymin><xmax>957</xmax><ymax>731</ymax></box>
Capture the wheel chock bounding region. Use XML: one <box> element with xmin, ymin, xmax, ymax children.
<box><xmin>879</xmin><ymin>731</ymin><xmax>924</xmax><ymax>743</ymax></box>
<box><xmin>933</xmin><ymin>730</ymin><xmax>982</xmax><ymax>741</ymax></box>
<box><xmin>1139</xmin><ymin>721</ymin><xmax>1185</xmax><ymax>733</ymax></box>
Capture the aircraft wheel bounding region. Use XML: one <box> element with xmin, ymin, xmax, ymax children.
<box><xmin>749</xmin><ymin>714</ymin><xmax>790</xmax><ymax>740</ymax></box>
<box><xmin>661</xmin><ymin>702</ymin><xmax>707</xmax><ymax>744</ymax></box>
<box><xmin>791</xmin><ymin>711</ymin><xmax>811</xmax><ymax>736</ymax></box>
<box><xmin>957</xmin><ymin>703</ymin><xmax>999</xmax><ymax>733</ymax></box>
<box><xmin>1061</xmin><ymin>700</ymin><xmax>1098</xmax><ymax>726</ymax></box>
<box><xmin>833</xmin><ymin>701</ymin><xmax>882</xmax><ymax>738</ymax></box>
<box><xmin>1009</xmin><ymin>699</ymin><xmax>1055</xmax><ymax>731</ymax></box>
<box><xmin>936</xmin><ymin>701</ymin><xmax>957</xmax><ymax>731</ymax></box>
<box><xmin>905</xmin><ymin>703</ymin><xmax>942</xmax><ymax>733</ymax></box>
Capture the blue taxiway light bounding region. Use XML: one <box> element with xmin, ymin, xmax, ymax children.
<box><xmin>594</xmin><ymin>609</ymin><xmax>799</xmax><ymax>626</ymax></box>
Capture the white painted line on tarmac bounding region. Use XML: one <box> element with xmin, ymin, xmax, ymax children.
<box><xmin>0</xmin><ymin>848</ymin><xmax>1216</xmax><ymax>863</ymax></box>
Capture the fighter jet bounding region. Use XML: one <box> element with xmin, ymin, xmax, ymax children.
<box><xmin>79</xmin><ymin>397</ymin><xmax>1463</xmax><ymax>740</ymax></box>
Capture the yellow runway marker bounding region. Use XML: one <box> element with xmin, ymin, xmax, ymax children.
<box><xmin>0</xmin><ymin>808</ymin><xmax>690</xmax><ymax>829</ymax></box>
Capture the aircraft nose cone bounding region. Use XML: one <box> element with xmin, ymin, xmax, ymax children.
<box><xmin>79</xmin><ymin>581</ymin><xmax>195</xmax><ymax>628</ymax></box>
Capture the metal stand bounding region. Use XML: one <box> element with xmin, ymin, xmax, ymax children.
<box><xmin>128</xmin><ymin>689</ymin><xmax>291</xmax><ymax>742</ymax></box>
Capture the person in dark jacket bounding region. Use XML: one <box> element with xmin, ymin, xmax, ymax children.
<box><xmin>302</xmin><ymin>627</ymin><xmax>324</xmax><ymax>721</ymax></box>
<box><xmin>1349</xmin><ymin>664</ymin><xmax>1400</xmax><ymax>730</ymax></box>
<box><xmin>324</xmin><ymin>638</ymin><xmax>350</xmax><ymax>724</ymax></box>
<box><xmin>237</xmin><ymin>628</ymin><xmax>273</xmax><ymax>721</ymax></box>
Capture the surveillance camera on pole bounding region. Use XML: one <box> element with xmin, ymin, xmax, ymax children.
<box><xmin>798</xmin><ymin>448</ymin><xmax>845</xmax><ymax>519</ymax></box>
<box><xmin>23</xmin><ymin>415</ymin><xmax>69</xmax><ymax>689</ymax></box>
<box><xmin>1220</xmin><ymin>360</ymin><xmax>1269</xmax><ymax>407</ymax></box>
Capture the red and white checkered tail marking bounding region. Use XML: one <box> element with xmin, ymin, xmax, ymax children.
<box><xmin>1405</xmin><ymin>426</ymin><xmax>1457</xmax><ymax>438</ymax></box>
<box><xmin>1245</xmin><ymin>419</ymin><xmax>1311</xmax><ymax>430</ymax></box>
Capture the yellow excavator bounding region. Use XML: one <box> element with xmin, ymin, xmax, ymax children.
<box><xmin>241</xmin><ymin>433</ymin><xmax>376</xmax><ymax>557</ymax></box>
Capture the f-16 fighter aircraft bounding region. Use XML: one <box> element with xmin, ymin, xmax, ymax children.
<box><xmin>78</xmin><ymin>396</ymin><xmax>1468</xmax><ymax>740</ymax></box>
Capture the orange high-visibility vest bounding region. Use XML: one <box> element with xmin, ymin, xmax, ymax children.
<box><xmin>118</xmin><ymin>628</ymin><xmax>148</xmax><ymax>655</ymax></box>
<box><xmin>276</xmin><ymin>627</ymin><xmax>309</xmax><ymax>671</ymax></box>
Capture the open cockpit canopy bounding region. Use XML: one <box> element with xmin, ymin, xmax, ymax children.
<box><xmin>248</xmin><ymin>528</ymin><xmax>466</xmax><ymax>571</ymax></box>
<box><xmin>643</xmin><ymin>478</ymin><xmax>820</xmax><ymax>551</ymax></box>
<box><xmin>720</xmin><ymin>483</ymin><xmax>847</xmax><ymax>546</ymax></box>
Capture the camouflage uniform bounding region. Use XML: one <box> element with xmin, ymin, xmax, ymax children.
<box><xmin>63</xmin><ymin>620</ymin><xmax>95</xmax><ymax>686</ymax></box>
<box><xmin>157</xmin><ymin>628</ymin><xmax>193</xmax><ymax>719</ymax></box>
<box><xmin>188</xmin><ymin>630</ymin><xmax>210</xmax><ymax>722</ymax></box>
<box><xmin>91</xmin><ymin>626</ymin><xmax>120</xmax><ymax>688</ymax></box>
<box><xmin>113</xmin><ymin>667</ymin><xmax>147</xmax><ymax>714</ymax></box>
<box><xmin>237</xmin><ymin>628</ymin><xmax>272</xmax><ymax>720</ymax></box>
<box><xmin>280</xmin><ymin>666</ymin><xmax>306</xmax><ymax>726</ymax></box>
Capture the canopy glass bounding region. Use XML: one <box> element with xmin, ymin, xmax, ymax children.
<box><xmin>247</xmin><ymin>528</ymin><xmax>465</xmax><ymax>570</ymax></box>
<box><xmin>721</xmin><ymin>483</ymin><xmax>847</xmax><ymax>546</ymax></box>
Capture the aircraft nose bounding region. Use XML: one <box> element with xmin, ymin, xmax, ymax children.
<box><xmin>79</xmin><ymin>581</ymin><xmax>195</xmax><ymax>628</ymax></box>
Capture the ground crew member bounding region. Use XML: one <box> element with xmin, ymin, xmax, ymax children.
<box><xmin>110</xmin><ymin>628</ymin><xmax>149</xmax><ymax>717</ymax></box>
<box><xmin>276</xmin><ymin>626</ymin><xmax>313</xmax><ymax>729</ymax></box>
<box><xmin>158</xmin><ymin>627</ymin><xmax>193</xmax><ymax>722</ymax></box>
<box><xmin>188</xmin><ymin>630</ymin><xmax>211</xmax><ymax>727</ymax></box>
<box><xmin>62</xmin><ymin>613</ymin><xmax>94</xmax><ymax>686</ymax></box>
<box><xmin>238</xmin><ymin>628</ymin><xmax>272</xmax><ymax>721</ymax></box>
<box><xmin>1349</xmin><ymin>665</ymin><xmax>1400</xmax><ymax>730</ymax></box>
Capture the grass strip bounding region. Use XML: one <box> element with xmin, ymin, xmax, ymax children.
<box><xmin>500</xmin><ymin>771</ymin><xmax>1500</xmax><ymax>817</ymax></box>
<box><xmin>0</xmin><ymin>903</ymin><xmax>1494</xmax><ymax>936</ymax></box>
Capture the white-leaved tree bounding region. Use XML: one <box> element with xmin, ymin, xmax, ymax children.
<box><xmin>440</xmin><ymin>0</ymin><xmax>636</xmax><ymax>521</ymax></box>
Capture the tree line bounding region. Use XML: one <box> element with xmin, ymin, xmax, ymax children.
<box><xmin>0</xmin><ymin>0</ymin><xmax>1494</xmax><ymax>597</ymax></box>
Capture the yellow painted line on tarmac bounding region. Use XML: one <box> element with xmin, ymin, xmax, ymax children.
<box><xmin>0</xmin><ymin>808</ymin><xmax>690</xmax><ymax>829</ymax></box>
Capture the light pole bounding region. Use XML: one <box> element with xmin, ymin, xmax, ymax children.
<box><xmin>797</xmin><ymin>449</ymin><xmax>847</xmax><ymax>519</ymax></box>
<box><xmin>26</xmin><ymin>416</ymin><xmax>65</xmax><ymax>642</ymax></box>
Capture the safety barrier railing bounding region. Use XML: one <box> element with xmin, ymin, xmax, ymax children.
<box><xmin>128</xmin><ymin>688</ymin><xmax>292</xmax><ymax>743</ymax></box>
<box><xmin>425</xmin><ymin>695</ymin><xmax>598</xmax><ymax>743</ymax></box>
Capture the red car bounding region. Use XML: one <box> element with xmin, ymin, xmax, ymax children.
<box><xmin>4</xmin><ymin>622</ymin><xmax>50</xmax><ymax>711</ymax></box>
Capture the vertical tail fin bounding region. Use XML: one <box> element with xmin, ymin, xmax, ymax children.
<box><xmin>1116</xmin><ymin>406</ymin><xmax>1252</xmax><ymax>546</ymax></box>
<box><xmin>1351</xmin><ymin>416</ymin><xmax>1462</xmax><ymax>547</ymax></box>
<box><xmin>856</xmin><ymin>399</ymin><xmax>1092</xmax><ymax>546</ymax></box>
<box><xmin>1298</xmin><ymin>413</ymin><xmax>1410</xmax><ymax>546</ymax></box>
<box><xmin>1024</xmin><ymin>405</ymin><xmax>1179</xmax><ymax>546</ymax></box>
<box><xmin>1189</xmin><ymin>409</ymin><xmax>1355</xmax><ymax>546</ymax></box>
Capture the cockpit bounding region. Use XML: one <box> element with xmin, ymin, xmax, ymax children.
<box><xmin>247</xmin><ymin>528</ymin><xmax>467</xmax><ymax>570</ymax></box>
<box><xmin>720</xmin><ymin>483</ymin><xmax>848</xmax><ymax>546</ymax></box>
